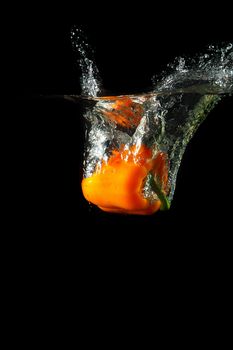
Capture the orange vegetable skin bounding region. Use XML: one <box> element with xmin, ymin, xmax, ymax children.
<box><xmin>82</xmin><ymin>145</ymin><xmax>168</xmax><ymax>215</ymax></box>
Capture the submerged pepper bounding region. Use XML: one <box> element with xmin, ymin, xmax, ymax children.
<box><xmin>82</xmin><ymin>95</ymin><xmax>170</xmax><ymax>215</ymax></box>
<box><xmin>82</xmin><ymin>144</ymin><xmax>169</xmax><ymax>215</ymax></box>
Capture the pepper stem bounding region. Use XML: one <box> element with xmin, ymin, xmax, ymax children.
<box><xmin>148</xmin><ymin>173</ymin><xmax>170</xmax><ymax>211</ymax></box>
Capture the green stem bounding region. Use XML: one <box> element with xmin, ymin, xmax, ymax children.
<box><xmin>148</xmin><ymin>173</ymin><xmax>170</xmax><ymax>211</ymax></box>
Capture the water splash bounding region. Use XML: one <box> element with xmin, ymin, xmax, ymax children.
<box><xmin>153</xmin><ymin>43</ymin><xmax>233</xmax><ymax>95</ymax></box>
<box><xmin>70</xmin><ymin>26</ymin><xmax>101</xmax><ymax>97</ymax></box>
<box><xmin>72</xmin><ymin>31</ymin><xmax>233</xmax><ymax>213</ymax></box>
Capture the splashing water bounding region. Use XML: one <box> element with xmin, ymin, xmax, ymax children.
<box><xmin>71</xmin><ymin>27</ymin><xmax>233</xmax><ymax>214</ymax></box>
<box><xmin>70</xmin><ymin>26</ymin><xmax>101</xmax><ymax>97</ymax></box>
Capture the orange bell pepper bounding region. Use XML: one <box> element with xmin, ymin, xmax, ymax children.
<box><xmin>82</xmin><ymin>144</ymin><xmax>170</xmax><ymax>215</ymax></box>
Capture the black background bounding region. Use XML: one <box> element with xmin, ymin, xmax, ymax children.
<box><xmin>13</xmin><ymin>11</ymin><xmax>232</xmax><ymax>256</ymax></box>
<box><xmin>6</xmin><ymin>6</ymin><xmax>233</xmax><ymax>331</ymax></box>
